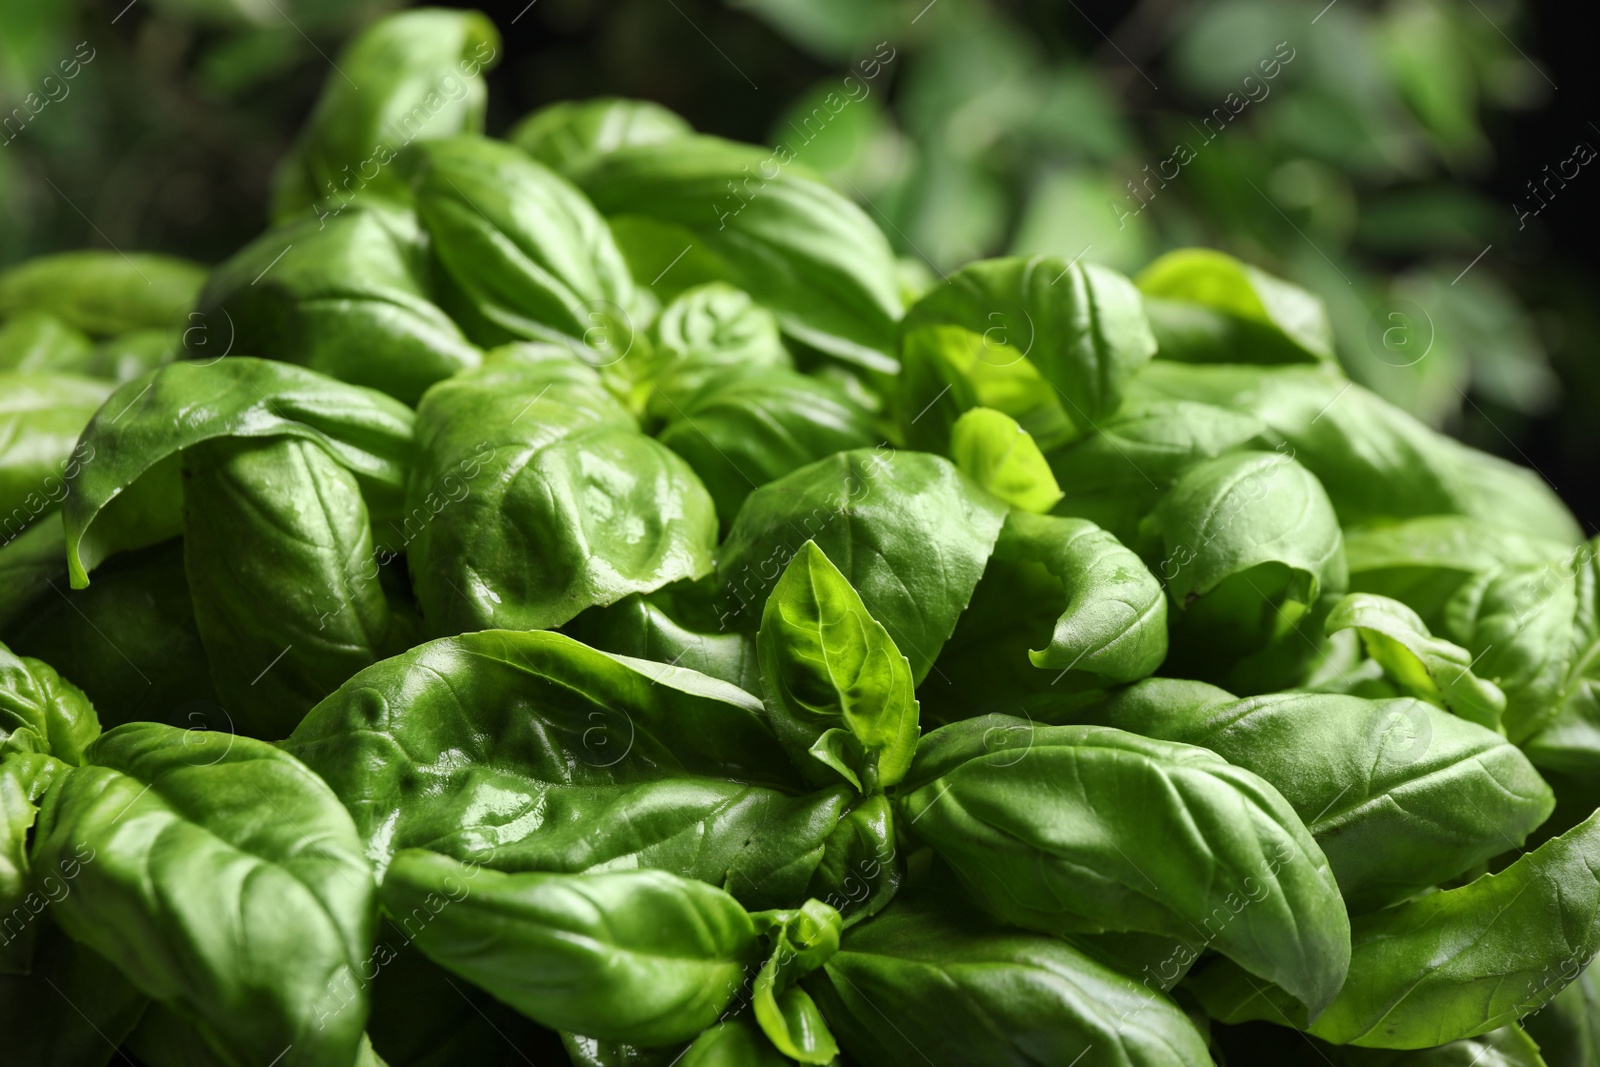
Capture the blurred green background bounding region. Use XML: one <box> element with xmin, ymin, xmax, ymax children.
<box><xmin>2</xmin><ymin>0</ymin><xmax>1595</xmax><ymax>524</ymax></box>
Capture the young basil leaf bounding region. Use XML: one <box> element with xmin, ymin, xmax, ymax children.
<box><xmin>1</xmin><ymin>640</ymin><xmax>99</xmax><ymax>763</ymax></box>
<box><xmin>645</xmin><ymin>283</ymin><xmax>793</xmax><ymax>423</ymax></box>
<box><xmin>948</xmin><ymin>407</ymin><xmax>1063</xmax><ymax>513</ymax></box>
<box><xmin>749</xmin><ymin>899</ymin><xmax>842</xmax><ymax>1064</ymax></box>
<box><xmin>3</xmin><ymin>540</ymin><xmax>222</xmax><ymax>731</ymax></box>
<box><xmin>271</xmin><ymin>9</ymin><xmax>501</xmax><ymax>219</ymax></box>
<box><xmin>1195</xmin><ymin>809</ymin><xmax>1600</xmax><ymax>1048</ymax></box>
<box><xmin>1133</xmin><ymin>362</ymin><xmax>1581</xmax><ymax>543</ymax></box>
<box><xmin>1002</xmin><ymin>510</ymin><xmax>1168</xmax><ymax>681</ymax></box>
<box><xmin>406</xmin><ymin>362</ymin><xmax>717</xmax><ymax>633</ymax></box>
<box><xmin>0</xmin><ymin>372</ymin><xmax>110</xmax><ymax>543</ymax></box>
<box><xmin>380</xmin><ymin>850</ymin><xmax>757</xmax><ymax>1047</ymax></box>
<box><xmin>1066</xmin><ymin>680</ymin><xmax>1554</xmax><ymax>913</ymax></box>
<box><xmin>805</xmin><ymin>892</ymin><xmax>1215</xmax><ymax>1067</ymax></box>
<box><xmin>196</xmin><ymin>206</ymin><xmax>483</xmax><ymax>405</ymax></box>
<box><xmin>0</xmin><ymin>914</ymin><xmax>148</xmax><ymax>1066</ymax></box>
<box><xmin>0</xmin><ymin>311</ymin><xmax>94</xmax><ymax>375</ymax></box>
<box><xmin>757</xmin><ymin>540</ymin><xmax>919</xmax><ymax>793</ymax></box>
<box><xmin>895</xmin><ymin>323</ymin><xmax>1075</xmax><ymax>454</ymax></box>
<box><xmin>510</xmin><ymin>97</ymin><xmax>693</xmax><ymax>175</ymax></box>
<box><xmin>658</xmin><ymin>370</ymin><xmax>878</xmax><ymax>527</ymax></box>
<box><xmin>902</xmin><ymin>255</ymin><xmax>1156</xmax><ymax>435</ymax></box>
<box><xmin>407</xmin><ymin>136</ymin><xmax>640</xmax><ymax>356</ymax></box>
<box><xmin>1326</xmin><ymin>593</ymin><xmax>1507</xmax><ymax>731</ymax></box>
<box><xmin>1522</xmin><ymin>958</ymin><xmax>1600</xmax><ymax>1067</ymax></box>
<box><xmin>678</xmin><ymin>1019</ymin><xmax>793</xmax><ymax>1066</ymax></box>
<box><xmin>63</xmin><ymin>358</ymin><xmax>415</xmax><ymax>586</ymax></box>
<box><xmin>1045</xmin><ymin>397</ymin><xmax>1268</xmax><ymax>545</ymax></box>
<box><xmin>717</xmin><ymin>449</ymin><xmax>1007</xmax><ymax>682</ymax></box>
<box><xmin>182</xmin><ymin>436</ymin><xmax>405</xmax><ymax>740</ymax></box>
<box><xmin>1137</xmin><ymin>248</ymin><xmax>1336</xmax><ymax>364</ymax></box>
<box><xmin>572</xmin><ymin>135</ymin><xmax>904</xmax><ymax>372</ymax></box>
<box><xmin>0</xmin><ymin>751</ymin><xmax>66</xmax><ymax>973</ymax></box>
<box><xmin>32</xmin><ymin>722</ymin><xmax>375</xmax><ymax>1067</ymax></box>
<box><xmin>899</xmin><ymin>715</ymin><xmax>1350</xmax><ymax>1015</ymax></box>
<box><xmin>0</xmin><ymin>252</ymin><xmax>207</xmax><ymax>336</ymax></box>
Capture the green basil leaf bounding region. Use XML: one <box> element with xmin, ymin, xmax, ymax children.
<box><xmin>0</xmin><ymin>312</ymin><xmax>94</xmax><ymax>374</ymax></box>
<box><xmin>902</xmin><ymin>255</ymin><xmax>1156</xmax><ymax>435</ymax></box>
<box><xmin>565</xmin><ymin>584</ymin><xmax>761</xmax><ymax>695</ymax></box>
<box><xmin>32</xmin><ymin>722</ymin><xmax>375</xmax><ymax>1067</ymax></box>
<box><xmin>196</xmin><ymin>206</ymin><xmax>482</xmax><ymax>405</ymax></box>
<box><xmin>758</xmin><ymin>540</ymin><xmax>919</xmax><ymax>793</ymax></box>
<box><xmin>0</xmin><ymin>373</ymin><xmax>109</xmax><ymax>544</ymax></box>
<box><xmin>510</xmin><ymin>97</ymin><xmax>693</xmax><ymax>175</ymax></box>
<box><xmin>658</xmin><ymin>370</ymin><xmax>877</xmax><ymax>526</ymax></box>
<box><xmin>678</xmin><ymin>1018</ymin><xmax>792</xmax><ymax>1066</ymax></box>
<box><xmin>1067</xmin><ymin>680</ymin><xmax>1554</xmax><ymax>913</ymax></box>
<box><xmin>2</xmin><ymin>540</ymin><xmax>222</xmax><ymax>731</ymax></box>
<box><xmin>407</xmin><ymin>362</ymin><xmax>717</xmax><ymax>633</ymax></box>
<box><xmin>750</xmin><ymin>899</ymin><xmax>842</xmax><ymax>1063</ymax></box>
<box><xmin>380</xmin><ymin>850</ymin><xmax>756</xmax><ymax>1047</ymax></box>
<box><xmin>899</xmin><ymin>715</ymin><xmax>1350</xmax><ymax>1015</ymax></box>
<box><xmin>1</xmin><ymin>640</ymin><xmax>99</xmax><ymax>763</ymax></box>
<box><xmin>573</xmin><ymin>135</ymin><xmax>903</xmax><ymax>372</ymax></box>
<box><xmin>1137</xmin><ymin>248</ymin><xmax>1336</xmax><ymax>364</ymax></box>
<box><xmin>1133</xmin><ymin>362</ymin><xmax>1581</xmax><ymax>542</ymax></box>
<box><xmin>0</xmin><ymin>252</ymin><xmax>207</xmax><ymax>336</ymax></box>
<box><xmin>806</xmin><ymin>892</ymin><xmax>1215</xmax><ymax>1066</ymax></box>
<box><xmin>1527</xmin><ymin>538</ymin><xmax>1600</xmax><ymax>775</ymax></box>
<box><xmin>1003</xmin><ymin>510</ymin><xmax>1168</xmax><ymax>680</ymax></box>
<box><xmin>63</xmin><ymin>358</ymin><xmax>415</xmax><ymax>587</ymax></box>
<box><xmin>0</xmin><ymin>914</ymin><xmax>148</xmax><ymax>1067</ymax></box>
<box><xmin>896</xmin><ymin>323</ymin><xmax>1074</xmax><ymax>454</ymax></box>
<box><xmin>1326</xmin><ymin>593</ymin><xmax>1507</xmax><ymax>731</ymax></box>
<box><xmin>408</xmin><ymin>136</ymin><xmax>640</xmax><ymax>356</ymax></box>
<box><xmin>182</xmin><ymin>436</ymin><xmax>405</xmax><ymax>739</ymax></box>
<box><xmin>271</xmin><ymin>9</ymin><xmax>501</xmax><ymax>219</ymax></box>
<box><xmin>716</xmin><ymin>449</ymin><xmax>1007</xmax><ymax>682</ymax></box>
<box><xmin>85</xmin><ymin>327</ymin><xmax>179</xmax><ymax>384</ymax></box>
<box><xmin>1195</xmin><ymin>809</ymin><xmax>1600</xmax><ymax>1048</ymax></box>
<box><xmin>0</xmin><ymin>751</ymin><xmax>67</xmax><ymax>972</ymax></box>
<box><xmin>1045</xmin><ymin>397</ymin><xmax>1268</xmax><ymax>545</ymax></box>
<box><xmin>948</xmin><ymin>406</ymin><xmax>1063</xmax><ymax>513</ymax></box>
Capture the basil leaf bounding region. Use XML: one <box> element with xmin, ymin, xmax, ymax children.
<box><xmin>1196</xmin><ymin>809</ymin><xmax>1600</xmax><ymax>1048</ymax></box>
<box><xmin>1133</xmin><ymin>362</ymin><xmax>1581</xmax><ymax>543</ymax></box>
<box><xmin>565</xmin><ymin>584</ymin><xmax>761</xmax><ymax>695</ymax></box>
<box><xmin>806</xmin><ymin>892</ymin><xmax>1214</xmax><ymax>1066</ymax></box>
<box><xmin>658</xmin><ymin>370</ymin><xmax>878</xmax><ymax>526</ymax></box>
<box><xmin>510</xmin><ymin>97</ymin><xmax>693</xmax><ymax>175</ymax></box>
<box><xmin>899</xmin><ymin>715</ymin><xmax>1350</xmax><ymax>1015</ymax></box>
<box><xmin>1067</xmin><ymin>680</ymin><xmax>1554</xmax><ymax>913</ymax></box>
<box><xmin>1326</xmin><ymin>593</ymin><xmax>1507</xmax><ymax>731</ymax></box>
<box><xmin>1</xmin><ymin>640</ymin><xmax>99</xmax><ymax>763</ymax></box>
<box><xmin>1137</xmin><ymin>247</ymin><xmax>1336</xmax><ymax>364</ymax></box>
<box><xmin>0</xmin><ymin>751</ymin><xmax>66</xmax><ymax>973</ymax></box>
<box><xmin>0</xmin><ymin>914</ymin><xmax>148</xmax><ymax>1066</ymax></box>
<box><xmin>406</xmin><ymin>362</ymin><xmax>717</xmax><ymax>633</ymax></box>
<box><xmin>271</xmin><ymin>9</ymin><xmax>501</xmax><ymax>219</ymax></box>
<box><xmin>749</xmin><ymin>899</ymin><xmax>842</xmax><ymax>1063</ymax></box>
<box><xmin>63</xmin><ymin>358</ymin><xmax>415</xmax><ymax>586</ymax></box>
<box><xmin>380</xmin><ymin>850</ymin><xmax>756</xmax><ymax>1047</ymax></box>
<box><xmin>902</xmin><ymin>256</ymin><xmax>1156</xmax><ymax>435</ymax></box>
<box><xmin>948</xmin><ymin>406</ymin><xmax>1063</xmax><ymax>513</ymax></box>
<box><xmin>32</xmin><ymin>722</ymin><xmax>375</xmax><ymax>1067</ymax></box>
<box><xmin>0</xmin><ymin>312</ymin><xmax>94</xmax><ymax>375</ymax></box>
<box><xmin>678</xmin><ymin>1019</ymin><xmax>792</xmax><ymax>1066</ymax></box>
<box><xmin>573</xmin><ymin>135</ymin><xmax>904</xmax><ymax>372</ymax></box>
<box><xmin>896</xmin><ymin>323</ymin><xmax>1075</xmax><ymax>454</ymax></box>
<box><xmin>408</xmin><ymin>136</ymin><xmax>640</xmax><ymax>356</ymax></box>
<box><xmin>0</xmin><ymin>373</ymin><xmax>109</xmax><ymax>543</ymax></box>
<box><xmin>1528</xmin><ymin>537</ymin><xmax>1600</xmax><ymax>775</ymax></box>
<box><xmin>758</xmin><ymin>540</ymin><xmax>920</xmax><ymax>793</ymax></box>
<box><xmin>0</xmin><ymin>252</ymin><xmax>206</xmax><ymax>336</ymax></box>
<box><xmin>197</xmin><ymin>206</ymin><xmax>482</xmax><ymax>405</ymax></box>
<box><xmin>717</xmin><ymin>449</ymin><xmax>1007</xmax><ymax>682</ymax></box>
<box><xmin>182</xmin><ymin>436</ymin><xmax>405</xmax><ymax>739</ymax></box>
